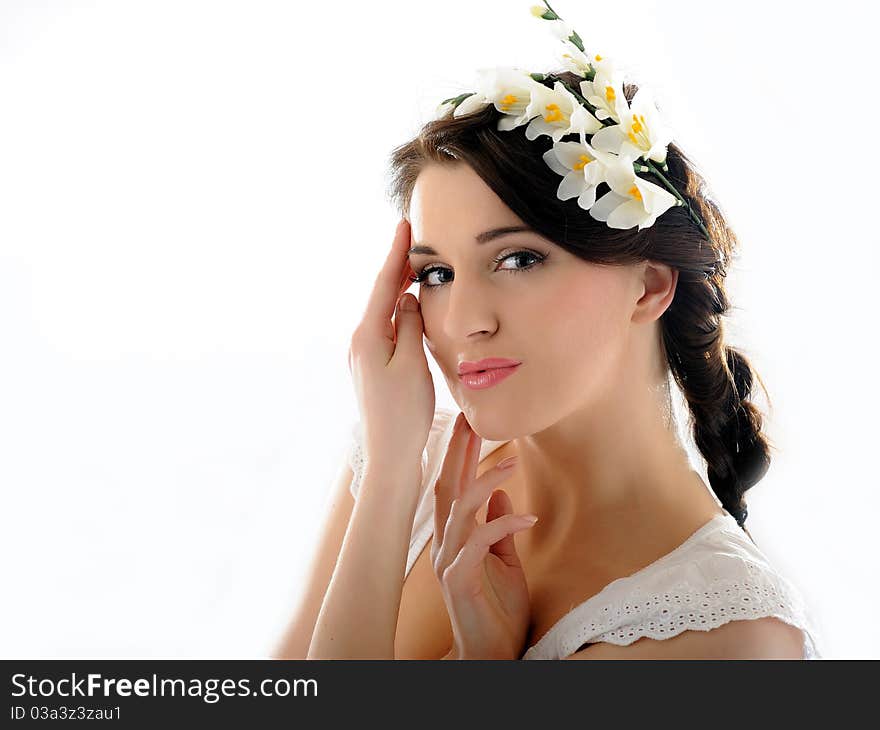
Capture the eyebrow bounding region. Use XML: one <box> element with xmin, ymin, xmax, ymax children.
<box><xmin>407</xmin><ymin>225</ymin><xmax>535</xmax><ymax>256</ymax></box>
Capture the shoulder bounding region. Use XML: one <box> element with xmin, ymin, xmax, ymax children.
<box><xmin>564</xmin><ymin>616</ymin><xmax>806</xmax><ymax>659</ymax></box>
<box><xmin>549</xmin><ymin>528</ymin><xmax>822</xmax><ymax>660</ymax></box>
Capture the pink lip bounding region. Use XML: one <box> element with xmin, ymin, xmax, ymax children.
<box><xmin>458</xmin><ymin>364</ymin><xmax>521</xmax><ymax>390</ymax></box>
<box><xmin>457</xmin><ymin>357</ymin><xmax>522</xmax><ymax>375</ymax></box>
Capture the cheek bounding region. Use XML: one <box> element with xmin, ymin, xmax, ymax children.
<box><xmin>537</xmin><ymin>280</ymin><xmax>628</xmax><ymax>377</ymax></box>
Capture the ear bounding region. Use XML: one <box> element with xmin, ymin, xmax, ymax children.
<box><xmin>632</xmin><ymin>261</ymin><xmax>678</xmax><ymax>324</ymax></box>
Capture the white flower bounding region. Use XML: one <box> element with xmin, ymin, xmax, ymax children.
<box><xmin>588</xmin><ymin>86</ymin><xmax>674</xmax><ymax>164</ymax></box>
<box><xmin>589</xmin><ymin>155</ymin><xmax>678</xmax><ymax>230</ymax></box>
<box><xmin>524</xmin><ymin>80</ymin><xmax>603</xmax><ymax>142</ymax></box>
<box><xmin>542</xmin><ymin>136</ymin><xmax>620</xmax><ymax>211</ymax></box>
<box><xmin>558</xmin><ymin>41</ymin><xmax>593</xmax><ymax>77</ymax></box>
<box><xmin>448</xmin><ymin>92</ymin><xmax>490</xmax><ymax>117</ymax></box>
<box><xmin>579</xmin><ymin>64</ymin><xmax>627</xmax><ymax>123</ymax></box>
<box><xmin>436</xmin><ymin>92</ymin><xmax>483</xmax><ymax>119</ymax></box>
<box><xmin>558</xmin><ymin>42</ymin><xmax>614</xmax><ymax>80</ymax></box>
<box><xmin>547</xmin><ymin>19</ymin><xmax>575</xmax><ymax>43</ymax></box>
<box><xmin>447</xmin><ymin>67</ymin><xmax>543</xmax><ymax>131</ymax></box>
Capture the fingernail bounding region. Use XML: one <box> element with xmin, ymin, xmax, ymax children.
<box><xmin>497</xmin><ymin>456</ymin><xmax>519</xmax><ymax>469</ymax></box>
<box><xmin>520</xmin><ymin>514</ymin><xmax>538</xmax><ymax>524</ymax></box>
<box><xmin>400</xmin><ymin>294</ymin><xmax>418</xmax><ymax>311</ymax></box>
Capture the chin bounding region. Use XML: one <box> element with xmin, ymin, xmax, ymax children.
<box><xmin>454</xmin><ymin>402</ymin><xmax>520</xmax><ymax>443</ymax></box>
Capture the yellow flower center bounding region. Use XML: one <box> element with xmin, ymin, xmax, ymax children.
<box><xmin>605</xmin><ymin>85</ymin><xmax>616</xmax><ymax>103</ymax></box>
<box><xmin>499</xmin><ymin>94</ymin><xmax>518</xmax><ymax>111</ymax></box>
<box><xmin>595</xmin><ymin>54</ymin><xmax>603</xmax><ymax>61</ymax></box>
<box><xmin>626</xmin><ymin>113</ymin><xmax>650</xmax><ymax>149</ymax></box>
<box><xmin>574</xmin><ymin>154</ymin><xmax>593</xmax><ymax>171</ymax></box>
<box><xmin>544</xmin><ymin>102</ymin><xmax>568</xmax><ymax>124</ymax></box>
<box><xmin>628</xmin><ymin>184</ymin><xmax>642</xmax><ymax>201</ymax></box>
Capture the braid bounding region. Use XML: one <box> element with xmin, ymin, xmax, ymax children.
<box><xmin>663</xmin><ymin>273</ymin><xmax>774</xmax><ymax>539</ymax></box>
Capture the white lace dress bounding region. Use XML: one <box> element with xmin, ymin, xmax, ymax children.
<box><xmin>346</xmin><ymin>407</ymin><xmax>824</xmax><ymax>660</ymax></box>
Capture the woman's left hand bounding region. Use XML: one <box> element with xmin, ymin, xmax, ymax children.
<box><xmin>431</xmin><ymin>412</ymin><xmax>539</xmax><ymax>660</ymax></box>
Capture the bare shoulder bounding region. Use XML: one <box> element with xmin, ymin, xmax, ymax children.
<box><xmin>563</xmin><ymin>617</ymin><xmax>806</xmax><ymax>660</ymax></box>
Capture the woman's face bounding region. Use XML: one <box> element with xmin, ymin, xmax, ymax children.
<box><xmin>407</xmin><ymin>162</ymin><xmax>645</xmax><ymax>441</ymax></box>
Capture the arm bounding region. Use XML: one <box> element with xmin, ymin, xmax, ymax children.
<box><xmin>307</xmin><ymin>458</ymin><xmax>423</xmax><ymax>659</ymax></box>
<box><xmin>270</xmin><ymin>460</ymin><xmax>357</xmax><ymax>660</ymax></box>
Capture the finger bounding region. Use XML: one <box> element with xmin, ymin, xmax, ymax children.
<box><xmin>432</xmin><ymin>412</ymin><xmax>469</xmax><ymax>549</ymax></box>
<box><xmin>361</xmin><ymin>218</ymin><xmax>412</xmax><ymax>338</ymax></box>
<box><xmin>444</xmin><ymin>514</ymin><xmax>538</xmax><ymax>587</ymax></box>
<box><xmin>433</xmin><ymin>496</ymin><xmax>477</xmax><ymax>578</ymax></box>
<box><xmin>486</xmin><ymin>489</ymin><xmax>525</xmax><ymax>569</ymax></box>
<box><xmin>459</xmin><ymin>419</ymin><xmax>482</xmax><ymax>498</ymax></box>
<box><xmin>433</xmin><ymin>460</ymin><xmax>519</xmax><ymax>575</ymax></box>
<box><xmin>397</xmin><ymin>258</ymin><xmax>415</xmax><ymax>296</ymax></box>
<box><xmin>391</xmin><ymin>292</ymin><xmax>424</xmax><ymax>360</ymax></box>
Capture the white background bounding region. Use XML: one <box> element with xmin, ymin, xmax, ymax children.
<box><xmin>1</xmin><ymin>0</ymin><xmax>875</xmax><ymax>659</ymax></box>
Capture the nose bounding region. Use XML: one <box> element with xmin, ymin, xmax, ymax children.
<box><xmin>439</xmin><ymin>269</ymin><xmax>497</xmax><ymax>341</ymax></box>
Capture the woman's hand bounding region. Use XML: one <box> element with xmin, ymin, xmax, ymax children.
<box><xmin>348</xmin><ymin>218</ymin><xmax>435</xmax><ymax>478</ymax></box>
<box><xmin>432</xmin><ymin>412</ymin><xmax>539</xmax><ymax>660</ymax></box>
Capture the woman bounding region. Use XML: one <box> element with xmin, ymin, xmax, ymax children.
<box><xmin>274</xmin><ymin>4</ymin><xmax>822</xmax><ymax>661</ymax></box>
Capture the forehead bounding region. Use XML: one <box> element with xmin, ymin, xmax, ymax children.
<box><xmin>409</xmin><ymin>163</ymin><xmax>518</xmax><ymax>237</ymax></box>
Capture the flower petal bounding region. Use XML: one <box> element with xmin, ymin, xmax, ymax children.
<box><xmin>526</xmin><ymin>115</ymin><xmax>555</xmax><ymax>140</ymax></box>
<box><xmin>499</xmin><ymin>114</ymin><xmax>529</xmax><ymax>132</ymax></box>
<box><xmin>558</xmin><ymin>170</ymin><xmax>584</xmax><ymax>200</ymax></box>
<box><xmin>604</xmin><ymin>158</ymin><xmax>637</xmax><ymax>196</ymax></box>
<box><xmin>589</xmin><ymin>125</ymin><xmax>625</xmax><ymax>155</ymax></box>
<box><xmin>542</xmin><ymin>147</ymin><xmax>570</xmax><ymax>176</ymax></box>
<box><xmin>589</xmin><ymin>190</ymin><xmax>626</xmax><ymax>222</ymax></box>
<box><xmin>577</xmin><ymin>184</ymin><xmax>598</xmax><ymax>210</ymax></box>
<box><xmin>552</xmin><ymin>140</ymin><xmax>589</xmax><ymax>168</ymax></box>
<box><xmin>453</xmin><ymin>94</ymin><xmax>490</xmax><ymax>117</ymax></box>
<box><xmin>607</xmin><ymin>200</ymin><xmax>646</xmax><ymax>230</ymax></box>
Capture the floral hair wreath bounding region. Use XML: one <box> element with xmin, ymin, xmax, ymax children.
<box><xmin>435</xmin><ymin>1</ymin><xmax>711</xmax><ymax>244</ymax></box>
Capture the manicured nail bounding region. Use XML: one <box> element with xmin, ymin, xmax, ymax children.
<box><xmin>400</xmin><ymin>294</ymin><xmax>418</xmax><ymax>311</ymax></box>
<box><xmin>520</xmin><ymin>514</ymin><xmax>538</xmax><ymax>524</ymax></box>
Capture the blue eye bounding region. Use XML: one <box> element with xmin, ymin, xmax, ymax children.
<box><xmin>408</xmin><ymin>250</ymin><xmax>547</xmax><ymax>291</ymax></box>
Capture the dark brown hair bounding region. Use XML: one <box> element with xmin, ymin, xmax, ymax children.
<box><xmin>385</xmin><ymin>70</ymin><xmax>775</xmax><ymax>536</ymax></box>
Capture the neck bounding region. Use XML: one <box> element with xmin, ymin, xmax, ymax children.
<box><xmin>507</xmin><ymin>372</ymin><xmax>717</xmax><ymax>560</ymax></box>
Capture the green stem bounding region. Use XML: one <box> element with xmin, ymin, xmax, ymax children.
<box><xmin>542</xmin><ymin>1</ymin><xmax>561</xmax><ymax>19</ymax></box>
<box><xmin>643</xmin><ymin>160</ymin><xmax>710</xmax><ymax>240</ymax></box>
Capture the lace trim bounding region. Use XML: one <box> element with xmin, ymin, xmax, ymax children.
<box><xmin>346</xmin><ymin>420</ymin><xmax>366</xmax><ymax>499</ymax></box>
<box><xmin>548</xmin><ymin>560</ymin><xmax>822</xmax><ymax>659</ymax></box>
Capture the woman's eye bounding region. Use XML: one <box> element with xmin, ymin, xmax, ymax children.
<box><xmin>407</xmin><ymin>250</ymin><xmax>546</xmax><ymax>290</ymax></box>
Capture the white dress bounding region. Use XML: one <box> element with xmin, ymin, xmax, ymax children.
<box><xmin>346</xmin><ymin>407</ymin><xmax>824</xmax><ymax>660</ymax></box>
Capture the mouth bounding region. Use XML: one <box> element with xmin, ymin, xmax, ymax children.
<box><xmin>457</xmin><ymin>358</ymin><xmax>522</xmax><ymax>376</ymax></box>
<box><xmin>458</xmin><ymin>363</ymin><xmax>521</xmax><ymax>391</ymax></box>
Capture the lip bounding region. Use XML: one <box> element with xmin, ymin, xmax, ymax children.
<box><xmin>458</xmin><ymin>364</ymin><xmax>521</xmax><ymax>390</ymax></box>
<box><xmin>457</xmin><ymin>357</ymin><xmax>522</xmax><ymax>375</ymax></box>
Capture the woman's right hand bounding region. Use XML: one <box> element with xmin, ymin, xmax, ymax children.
<box><xmin>347</xmin><ymin>218</ymin><xmax>436</xmax><ymax>479</ymax></box>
